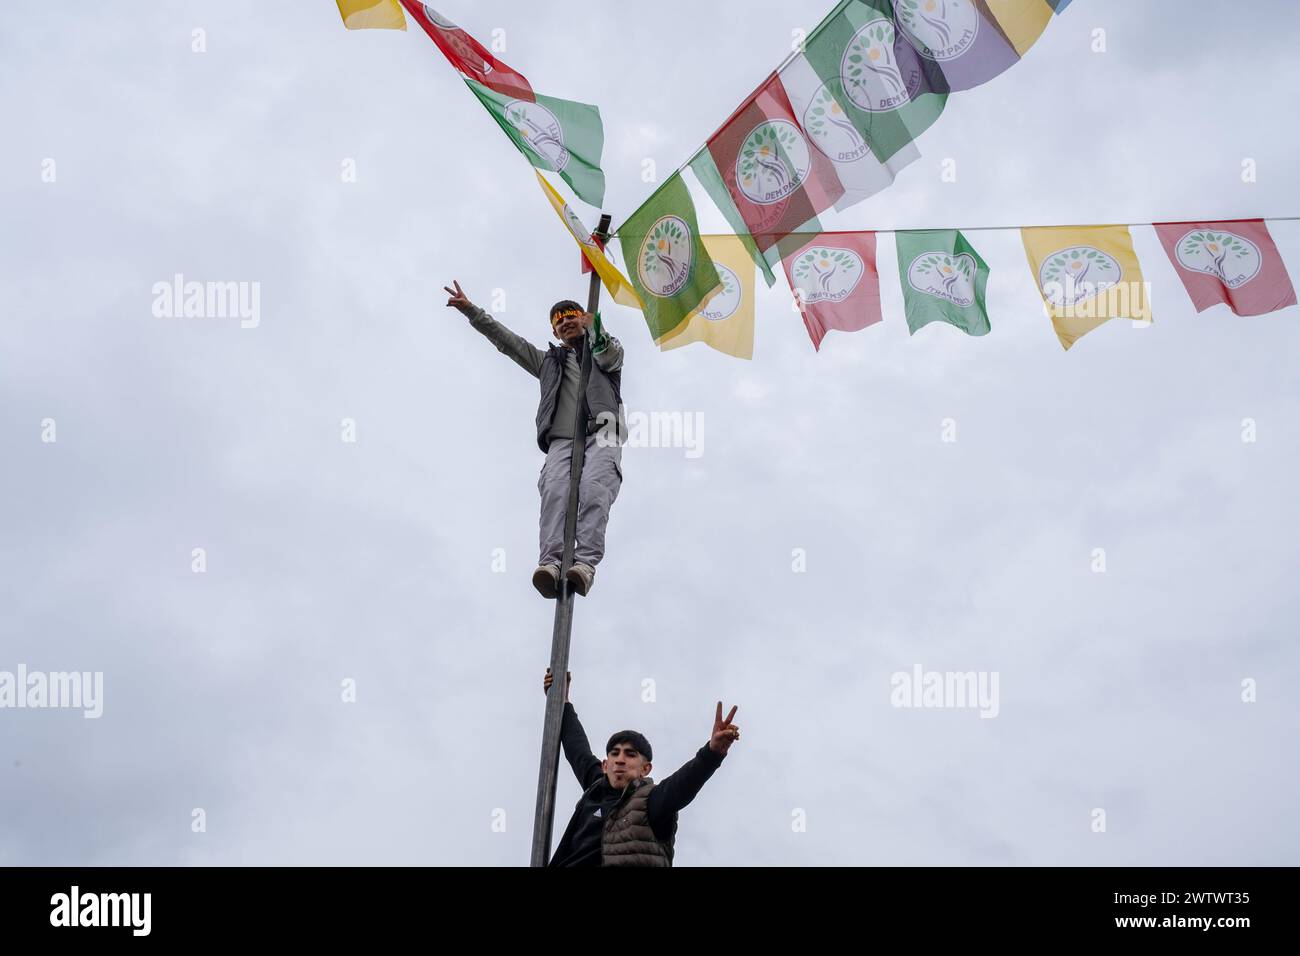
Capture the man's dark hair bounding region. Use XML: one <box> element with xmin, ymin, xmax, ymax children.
<box><xmin>550</xmin><ymin>299</ymin><xmax>584</xmax><ymax>322</ymax></box>
<box><xmin>606</xmin><ymin>730</ymin><xmax>652</xmax><ymax>762</ymax></box>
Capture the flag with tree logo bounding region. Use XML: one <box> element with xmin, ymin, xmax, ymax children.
<box><xmin>1022</xmin><ymin>225</ymin><xmax>1152</xmax><ymax>350</ymax></box>
<box><xmin>657</xmin><ymin>234</ymin><xmax>756</xmax><ymax>359</ymax></box>
<box><xmin>896</xmin><ymin>229</ymin><xmax>991</xmax><ymax>335</ymax></box>
<box><xmin>781</xmin><ymin>232</ymin><xmax>882</xmax><ymax>350</ymax></box>
<box><xmin>399</xmin><ymin>2</ymin><xmax>606</xmax><ymax>206</ymax></box>
<box><xmin>617</xmin><ymin>174</ymin><xmax>722</xmax><ymax>340</ymax></box>
<box><xmin>1153</xmin><ymin>220</ymin><xmax>1297</xmax><ymax>317</ymax></box>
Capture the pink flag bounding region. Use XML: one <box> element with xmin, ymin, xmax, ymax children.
<box><xmin>1154</xmin><ymin>219</ymin><xmax>1297</xmax><ymax>317</ymax></box>
<box><xmin>781</xmin><ymin>232</ymin><xmax>881</xmax><ymax>351</ymax></box>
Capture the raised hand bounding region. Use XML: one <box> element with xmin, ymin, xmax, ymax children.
<box><xmin>708</xmin><ymin>701</ymin><xmax>740</xmax><ymax>755</ymax></box>
<box><xmin>543</xmin><ymin>667</ymin><xmax>572</xmax><ymax>702</ymax></box>
<box><xmin>443</xmin><ymin>279</ymin><xmax>473</xmax><ymax>314</ymax></box>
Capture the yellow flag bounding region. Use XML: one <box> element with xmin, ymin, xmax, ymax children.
<box><xmin>1022</xmin><ymin>225</ymin><xmax>1152</xmax><ymax>350</ymax></box>
<box><xmin>336</xmin><ymin>0</ymin><xmax>406</xmax><ymax>30</ymax></box>
<box><xmin>656</xmin><ymin>235</ymin><xmax>755</xmax><ymax>359</ymax></box>
<box><xmin>985</xmin><ymin>0</ymin><xmax>1053</xmax><ymax>56</ymax></box>
<box><xmin>535</xmin><ymin>171</ymin><xmax>641</xmax><ymax>309</ymax></box>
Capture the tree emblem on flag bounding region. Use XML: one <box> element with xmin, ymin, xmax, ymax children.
<box><xmin>638</xmin><ymin>216</ymin><xmax>694</xmax><ymax>297</ymax></box>
<box><xmin>894</xmin><ymin>0</ymin><xmax>980</xmax><ymax>62</ymax></box>
<box><xmin>736</xmin><ymin>121</ymin><xmax>811</xmax><ymax>205</ymax></box>
<box><xmin>506</xmin><ymin>101</ymin><xmax>568</xmax><ymax>171</ymax></box>
<box><xmin>842</xmin><ymin>19</ymin><xmax>920</xmax><ymax>113</ymax></box>
<box><xmin>1039</xmin><ymin>246</ymin><xmax>1122</xmax><ymax>308</ymax></box>
<box><xmin>700</xmin><ymin>262</ymin><xmax>741</xmax><ymax>321</ymax></box>
<box><xmin>908</xmin><ymin>252</ymin><xmax>976</xmax><ymax>306</ymax></box>
<box><xmin>791</xmin><ymin>247</ymin><xmax>864</xmax><ymax>303</ymax></box>
<box><xmin>803</xmin><ymin>83</ymin><xmax>872</xmax><ymax>163</ymax></box>
<box><xmin>1175</xmin><ymin>230</ymin><xmax>1262</xmax><ymax>288</ymax></box>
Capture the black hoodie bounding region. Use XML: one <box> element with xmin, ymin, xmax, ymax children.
<box><xmin>548</xmin><ymin>702</ymin><xmax>725</xmax><ymax>867</ymax></box>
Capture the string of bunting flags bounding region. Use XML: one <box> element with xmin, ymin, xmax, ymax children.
<box><xmin>338</xmin><ymin>1</ymin><xmax>1297</xmax><ymax>358</ymax></box>
<box><xmin>606</xmin><ymin>0</ymin><xmax>1077</xmax><ymax>346</ymax></box>
<box><xmin>542</xmin><ymin>182</ymin><xmax>1299</xmax><ymax>357</ymax></box>
<box><xmin>589</xmin><ymin>0</ymin><xmax>1295</xmax><ymax>356</ymax></box>
<box><xmin>337</xmin><ymin>0</ymin><xmax>608</xmax><ymax>206</ymax></box>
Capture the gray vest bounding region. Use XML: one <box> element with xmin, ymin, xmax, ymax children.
<box><xmin>535</xmin><ymin>343</ymin><xmax>626</xmax><ymax>452</ymax></box>
<box><xmin>598</xmin><ymin>776</ymin><xmax>675</xmax><ymax>867</ymax></box>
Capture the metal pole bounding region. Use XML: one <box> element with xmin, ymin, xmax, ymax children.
<box><xmin>530</xmin><ymin>213</ymin><xmax>612</xmax><ymax>867</ymax></box>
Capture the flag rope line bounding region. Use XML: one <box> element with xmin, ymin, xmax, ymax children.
<box><xmin>609</xmin><ymin>216</ymin><xmax>1300</xmax><ymax>241</ymax></box>
<box><xmin>614</xmin><ymin>0</ymin><xmax>1078</xmax><ymax>227</ymax></box>
<box><xmin>630</xmin><ymin>5</ymin><xmax>873</xmax><ymax>213</ymax></box>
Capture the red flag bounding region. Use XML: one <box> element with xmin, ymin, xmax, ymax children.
<box><xmin>398</xmin><ymin>2</ymin><xmax>534</xmax><ymax>100</ymax></box>
<box><xmin>705</xmin><ymin>72</ymin><xmax>845</xmax><ymax>255</ymax></box>
<box><xmin>781</xmin><ymin>232</ymin><xmax>881</xmax><ymax>351</ymax></box>
<box><xmin>1154</xmin><ymin>219</ymin><xmax>1297</xmax><ymax>317</ymax></box>
<box><xmin>579</xmin><ymin>233</ymin><xmax>606</xmax><ymax>276</ymax></box>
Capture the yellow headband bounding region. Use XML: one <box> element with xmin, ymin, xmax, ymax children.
<box><xmin>551</xmin><ymin>308</ymin><xmax>584</xmax><ymax>329</ymax></box>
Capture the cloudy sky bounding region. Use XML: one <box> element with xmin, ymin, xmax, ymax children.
<box><xmin>2</xmin><ymin>0</ymin><xmax>1297</xmax><ymax>866</ymax></box>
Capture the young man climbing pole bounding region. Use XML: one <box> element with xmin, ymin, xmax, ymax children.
<box><xmin>443</xmin><ymin>280</ymin><xmax>626</xmax><ymax>599</ymax></box>
<box><xmin>541</xmin><ymin>668</ymin><xmax>740</xmax><ymax>867</ymax></box>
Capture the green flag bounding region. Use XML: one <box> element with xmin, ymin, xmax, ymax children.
<box><xmin>617</xmin><ymin>173</ymin><xmax>721</xmax><ymax>340</ymax></box>
<box><xmin>895</xmin><ymin>229</ymin><xmax>991</xmax><ymax>336</ymax></box>
<box><xmin>464</xmin><ymin>77</ymin><xmax>605</xmax><ymax>207</ymax></box>
<box><xmin>801</xmin><ymin>0</ymin><xmax>947</xmax><ymax>164</ymax></box>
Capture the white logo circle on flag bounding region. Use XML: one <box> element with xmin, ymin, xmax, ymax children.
<box><xmin>1175</xmin><ymin>229</ymin><xmax>1261</xmax><ymax>288</ymax></box>
<box><xmin>426</xmin><ymin>6</ymin><xmax>496</xmax><ymax>76</ymax></box>
<box><xmin>841</xmin><ymin>18</ymin><xmax>922</xmax><ymax>113</ymax></box>
<box><xmin>791</xmin><ymin>247</ymin><xmax>864</xmax><ymax>304</ymax></box>
<box><xmin>894</xmin><ymin>0</ymin><xmax>980</xmax><ymax>61</ymax></box>
<box><xmin>422</xmin><ymin>5</ymin><xmax>459</xmax><ymax>30</ymax></box>
<box><xmin>907</xmin><ymin>252</ymin><xmax>977</xmax><ymax>306</ymax></box>
<box><xmin>735</xmin><ymin>120</ymin><xmax>811</xmax><ymax>205</ymax></box>
<box><xmin>505</xmin><ymin>100</ymin><xmax>568</xmax><ymax>172</ymax></box>
<box><xmin>638</xmin><ymin>216</ymin><xmax>694</xmax><ymax>298</ymax></box>
<box><xmin>562</xmin><ymin>204</ymin><xmax>596</xmax><ymax>248</ymax></box>
<box><xmin>802</xmin><ymin>84</ymin><xmax>873</xmax><ymax>163</ymax></box>
<box><xmin>700</xmin><ymin>262</ymin><xmax>741</xmax><ymax>321</ymax></box>
<box><xmin>1038</xmin><ymin>246</ymin><xmax>1122</xmax><ymax>308</ymax></box>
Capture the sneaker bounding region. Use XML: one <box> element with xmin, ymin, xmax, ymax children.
<box><xmin>532</xmin><ymin>564</ymin><xmax>560</xmax><ymax>599</ymax></box>
<box><xmin>566</xmin><ymin>562</ymin><xmax>595</xmax><ymax>597</ymax></box>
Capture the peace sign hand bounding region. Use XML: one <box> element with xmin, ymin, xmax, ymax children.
<box><xmin>443</xmin><ymin>279</ymin><xmax>473</xmax><ymax>315</ymax></box>
<box><xmin>708</xmin><ymin>701</ymin><xmax>740</xmax><ymax>755</ymax></box>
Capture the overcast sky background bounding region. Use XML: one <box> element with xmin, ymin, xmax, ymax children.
<box><xmin>2</xmin><ymin>1</ymin><xmax>1298</xmax><ymax>866</ymax></box>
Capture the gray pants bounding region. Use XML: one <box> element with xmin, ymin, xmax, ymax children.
<box><xmin>538</xmin><ymin>435</ymin><xmax>623</xmax><ymax>568</ymax></box>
